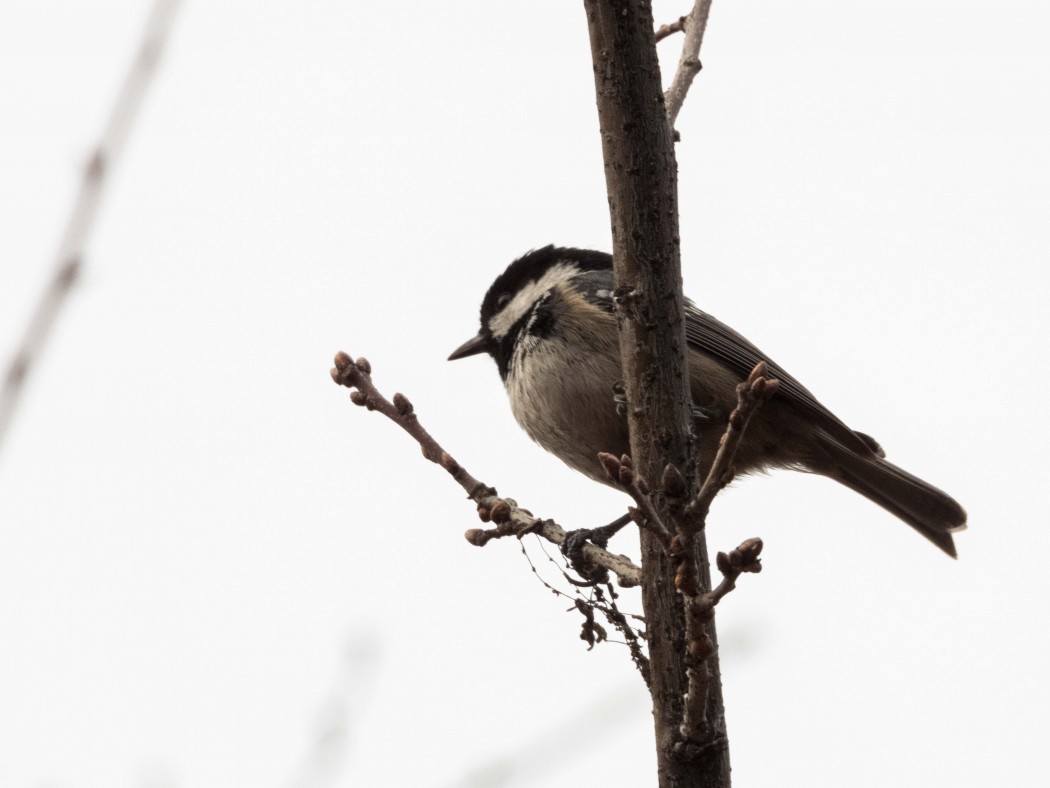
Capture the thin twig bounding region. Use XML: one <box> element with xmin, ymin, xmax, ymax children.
<box><xmin>664</xmin><ymin>0</ymin><xmax>713</xmax><ymax>131</ymax></box>
<box><xmin>679</xmin><ymin>538</ymin><xmax>762</xmax><ymax>743</ymax></box>
<box><xmin>700</xmin><ymin>539</ymin><xmax>763</xmax><ymax>611</ymax></box>
<box><xmin>330</xmin><ymin>352</ymin><xmax>642</xmax><ymax>587</ymax></box>
<box><xmin>593</xmin><ymin>583</ymin><xmax>651</xmax><ymax>688</ymax></box>
<box><xmin>654</xmin><ymin>15</ymin><xmax>687</xmax><ymax>42</ymax></box>
<box><xmin>669</xmin><ymin>361</ymin><xmax>776</xmax><ymax>747</ymax></box>
<box><xmin>523</xmin><ymin>538</ymin><xmax>652</xmax><ymax>686</ymax></box>
<box><xmin>683</xmin><ymin>361</ymin><xmax>779</xmax><ymax>534</ymax></box>
<box><xmin>0</xmin><ymin>0</ymin><xmax>183</xmax><ymax>451</ymax></box>
<box><xmin>597</xmin><ymin>452</ymin><xmax>673</xmax><ymax>549</ymax></box>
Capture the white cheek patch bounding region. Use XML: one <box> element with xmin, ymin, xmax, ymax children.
<box><xmin>487</xmin><ymin>262</ymin><xmax>579</xmax><ymax>340</ymax></box>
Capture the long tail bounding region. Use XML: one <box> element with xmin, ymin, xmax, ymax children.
<box><xmin>812</xmin><ymin>432</ymin><xmax>967</xmax><ymax>557</ymax></box>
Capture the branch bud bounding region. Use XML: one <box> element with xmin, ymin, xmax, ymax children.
<box><xmin>489</xmin><ymin>500</ymin><xmax>511</xmax><ymax>524</ymax></box>
<box><xmin>331</xmin><ymin>353</ymin><xmax>354</xmax><ymax>385</ymax></box>
<box><xmin>688</xmin><ymin>634</ymin><xmax>715</xmax><ymax>660</ymax></box>
<box><xmin>668</xmin><ymin>533</ymin><xmax>686</xmax><ymax>558</ymax></box>
<box><xmin>393</xmin><ymin>392</ymin><xmax>414</xmax><ymax>416</ymax></box>
<box><xmin>675</xmin><ymin>563</ymin><xmax>699</xmax><ymax>596</ymax></box>
<box><xmin>464</xmin><ymin>528</ymin><xmax>492</xmax><ymax>547</ymax></box>
<box><xmin>355</xmin><ymin>357</ymin><xmax>371</xmax><ymax>375</ymax></box>
<box><xmin>736</xmin><ymin>537</ymin><xmax>763</xmax><ymax>563</ymax></box>
<box><xmin>349</xmin><ymin>391</ymin><xmax>369</xmax><ymax>407</ymax></box>
<box><xmin>729</xmin><ymin>537</ymin><xmax>764</xmax><ymax>573</ymax></box>
<box><xmin>716</xmin><ymin>551</ymin><xmax>731</xmax><ymax>575</ymax></box>
<box><xmin>661</xmin><ymin>463</ymin><xmax>687</xmax><ymax>497</ymax></box>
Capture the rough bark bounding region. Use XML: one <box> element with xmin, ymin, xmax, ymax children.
<box><xmin>582</xmin><ymin>1</ymin><xmax>731</xmax><ymax>786</ymax></box>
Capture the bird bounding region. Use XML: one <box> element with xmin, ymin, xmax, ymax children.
<box><xmin>448</xmin><ymin>245</ymin><xmax>967</xmax><ymax>557</ymax></box>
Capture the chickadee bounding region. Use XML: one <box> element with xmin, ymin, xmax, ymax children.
<box><xmin>449</xmin><ymin>246</ymin><xmax>967</xmax><ymax>557</ymax></box>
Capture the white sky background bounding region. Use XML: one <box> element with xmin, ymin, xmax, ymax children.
<box><xmin>1</xmin><ymin>1</ymin><xmax>1048</xmax><ymax>786</ymax></box>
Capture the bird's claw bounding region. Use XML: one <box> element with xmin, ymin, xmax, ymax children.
<box><xmin>560</xmin><ymin>513</ymin><xmax>633</xmax><ymax>584</ymax></box>
<box><xmin>692</xmin><ymin>403</ymin><xmax>724</xmax><ymax>422</ymax></box>
<box><xmin>615</xmin><ymin>380</ymin><xmax>723</xmax><ymax>423</ymax></box>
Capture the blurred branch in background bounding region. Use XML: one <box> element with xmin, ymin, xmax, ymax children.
<box><xmin>285</xmin><ymin>631</ymin><xmax>382</xmax><ymax>788</ymax></box>
<box><xmin>442</xmin><ymin>687</ymin><xmax>644</xmax><ymax>788</ymax></box>
<box><xmin>0</xmin><ymin>0</ymin><xmax>182</xmax><ymax>453</ymax></box>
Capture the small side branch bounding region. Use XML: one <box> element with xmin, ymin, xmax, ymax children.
<box><xmin>664</xmin><ymin>0</ymin><xmax>714</xmax><ymax>131</ymax></box>
<box><xmin>683</xmin><ymin>362</ymin><xmax>779</xmax><ymax>535</ymax></box>
<box><xmin>519</xmin><ymin>541</ymin><xmax>652</xmax><ymax>686</ymax></box>
<box><xmin>669</xmin><ymin>362</ymin><xmax>776</xmax><ymax>749</ymax></box>
<box><xmin>705</xmin><ymin>539</ymin><xmax>764</xmax><ymax>609</ymax></box>
<box><xmin>330</xmin><ymin>352</ymin><xmax>642</xmax><ymax>588</ymax></box>
<box><xmin>654</xmin><ymin>16</ymin><xmax>687</xmax><ymax>42</ymax></box>
<box><xmin>678</xmin><ymin>538</ymin><xmax>763</xmax><ymax>746</ymax></box>
<box><xmin>597</xmin><ymin>452</ymin><xmax>673</xmax><ymax>549</ymax></box>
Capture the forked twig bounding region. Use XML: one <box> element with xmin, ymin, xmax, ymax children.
<box><xmin>677</xmin><ymin>537</ymin><xmax>763</xmax><ymax>744</ymax></box>
<box><xmin>330</xmin><ymin>352</ymin><xmax>642</xmax><ymax>588</ymax></box>
<box><xmin>683</xmin><ymin>361</ymin><xmax>780</xmax><ymax>534</ymax></box>
<box><xmin>597</xmin><ymin>452</ymin><xmax>673</xmax><ymax>549</ymax></box>
<box><xmin>671</xmin><ymin>362</ymin><xmax>777</xmax><ymax>746</ymax></box>
<box><xmin>332</xmin><ymin>349</ymin><xmax>775</xmax><ymax>741</ymax></box>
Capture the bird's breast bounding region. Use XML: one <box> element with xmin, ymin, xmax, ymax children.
<box><xmin>504</xmin><ymin>329</ymin><xmax>627</xmax><ymax>483</ymax></box>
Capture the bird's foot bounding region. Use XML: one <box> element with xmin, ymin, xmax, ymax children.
<box><xmin>612</xmin><ymin>380</ymin><xmax>628</xmax><ymax>417</ymax></box>
<box><xmin>691</xmin><ymin>403</ymin><xmax>725</xmax><ymax>422</ymax></box>
<box><xmin>560</xmin><ymin>513</ymin><xmax>633</xmax><ymax>585</ymax></box>
<box><xmin>615</xmin><ymin>379</ymin><xmax>724</xmax><ymax>423</ymax></box>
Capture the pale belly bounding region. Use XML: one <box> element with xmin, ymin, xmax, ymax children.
<box><xmin>504</xmin><ymin>342</ymin><xmax>628</xmax><ymax>483</ymax></box>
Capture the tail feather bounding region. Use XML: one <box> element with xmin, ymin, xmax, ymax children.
<box><xmin>813</xmin><ymin>432</ymin><xmax>967</xmax><ymax>558</ymax></box>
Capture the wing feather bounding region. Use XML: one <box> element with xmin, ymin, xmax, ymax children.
<box><xmin>573</xmin><ymin>268</ymin><xmax>872</xmax><ymax>455</ymax></box>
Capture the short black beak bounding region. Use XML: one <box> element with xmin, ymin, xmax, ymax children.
<box><xmin>448</xmin><ymin>333</ymin><xmax>489</xmax><ymax>361</ymax></box>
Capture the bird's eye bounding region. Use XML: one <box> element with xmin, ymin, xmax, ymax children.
<box><xmin>495</xmin><ymin>293</ymin><xmax>511</xmax><ymax>310</ymax></box>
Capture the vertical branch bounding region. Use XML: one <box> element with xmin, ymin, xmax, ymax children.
<box><xmin>664</xmin><ymin>0</ymin><xmax>713</xmax><ymax>130</ymax></box>
<box><xmin>0</xmin><ymin>0</ymin><xmax>183</xmax><ymax>451</ymax></box>
<box><xmin>582</xmin><ymin>1</ymin><xmax>729</xmax><ymax>786</ymax></box>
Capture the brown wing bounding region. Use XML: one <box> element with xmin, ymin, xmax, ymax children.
<box><xmin>683</xmin><ymin>302</ymin><xmax>877</xmax><ymax>456</ymax></box>
<box><xmin>574</xmin><ymin>269</ymin><xmax>876</xmax><ymax>456</ymax></box>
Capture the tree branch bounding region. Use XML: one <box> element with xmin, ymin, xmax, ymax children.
<box><xmin>676</xmin><ymin>538</ymin><xmax>763</xmax><ymax>747</ymax></box>
<box><xmin>666</xmin><ymin>363</ymin><xmax>775</xmax><ymax>748</ymax></box>
<box><xmin>0</xmin><ymin>0</ymin><xmax>183</xmax><ymax>451</ymax></box>
<box><xmin>597</xmin><ymin>452</ymin><xmax>674</xmax><ymax>549</ymax></box>
<box><xmin>655</xmin><ymin>16</ymin><xmax>687</xmax><ymax>43</ymax></box>
<box><xmin>520</xmin><ymin>532</ymin><xmax>652</xmax><ymax>686</ymax></box>
<box><xmin>330</xmin><ymin>352</ymin><xmax>642</xmax><ymax>588</ymax></box>
<box><xmin>582</xmin><ymin>1</ymin><xmax>728</xmax><ymax>784</ymax></box>
<box><xmin>664</xmin><ymin>0</ymin><xmax>713</xmax><ymax>131</ymax></box>
<box><xmin>683</xmin><ymin>362</ymin><xmax>779</xmax><ymax>534</ymax></box>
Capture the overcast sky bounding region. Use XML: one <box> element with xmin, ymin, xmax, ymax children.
<box><xmin>1</xmin><ymin>1</ymin><xmax>1048</xmax><ymax>786</ymax></box>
